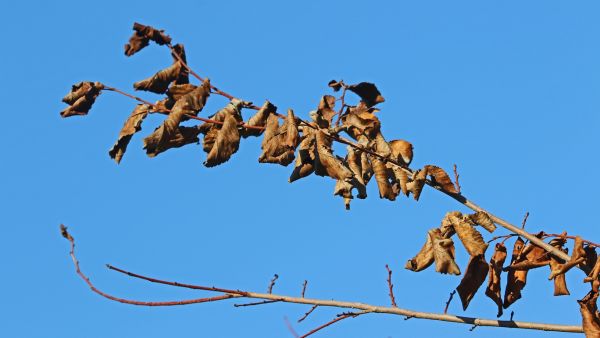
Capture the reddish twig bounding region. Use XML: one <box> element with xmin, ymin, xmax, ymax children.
<box><xmin>385</xmin><ymin>265</ymin><xmax>397</xmax><ymax>307</ymax></box>
<box><xmin>268</xmin><ymin>274</ymin><xmax>279</xmax><ymax>294</ymax></box>
<box><xmin>299</xmin><ymin>312</ymin><xmax>367</xmax><ymax>338</ymax></box>
<box><xmin>301</xmin><ymin>280</ymin><xmax>308</xmax><ymax>298</ymax></box>
<box><xmin>543</xmin><ymin>233</ymin><xmax>600</xmax><ymax>248</ymax></box>
<box><xmin>284</xmin><ymin>316</ymin><xmax>301</xmax><ymax>338</ymax></box>
<box><xmin>298</xmin><ymin>305</ymin><xmax>318</xmax><ymax>323</ymax></box>
<box><xmin>453</xmin><ymin>164</ymin><xmax>461</xmax><ymax>193</ymax></box>
<box><xmin>334</xmin><ymin>85</ymin><xmax>348</xmax><ymax>126</ymax></box>
<box><xmin>444</xmin><ymin>290</ymin><xmax>456</xmax><ymax>314</ymax></box>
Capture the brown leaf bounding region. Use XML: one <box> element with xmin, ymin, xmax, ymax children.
<box><xmin>424</xmin><ymin>165</ymin><xmax>457</xmax><ymax>194</ymax></box>
<box><xmin>289</xmin><ymin>127</ymin><xmax>316</xmax><ymax>182</ymax></box>
<box><xmin>453</xmin><ymin>217</ymin><xmax>488</xmax><ymax>257</ymax></box>
<box><xmin>328</xmin><ymin>80</ymin><xmax>343</xmax><ymax>92</ymax></box>
<box><xmin>167</xmin><ymin>83</ymin><xmax>197</xmax><ymax>101</ymax></box>
<box><xmin>108</xmin><ymin>104</ymin><xmax>150</xmax><ymax>164</ymax></box>
<box><xmin>504</xmin><ymin>237</ymin><xmax>527</xmax><ymax>309</ymax></box>
<box><xmin>347</xmin><ymin>82</ymin><xmax>385</xmax><ymax>107</ymax></box>
<box><xmin>370</xmin><ymin>156</ymin><xmax>397</xmax><ymax>201</ymax></box>
<box><xmin>469</xmin><ymin>211</ymin><xmax>497</xmax><ymax>233</ymax></box>
<box><xmin>549</xmin><ymin>236</ymin><xmax>586</xmax><ymax>280</ymax></box>
<box><xmin>508</xmin><ymin>243</ymin><xmax>550</xmax><ymax>271</ymax></box>
<box><xmin>389</xmin><ymin>139</ymin><xmax>413</xmax><ymax>166</ymax></box>
<box><xmin>583</xmin><ymin>245</ymin><xmax>598</xmax><ymax>273</ymax></box>
<box><xmin>316</xmin><ymin>95</ymin><xmax>337</xmax><ymax>127</ymax></box>
<box><xmin>407</xmin><ymin>168</ymin><xmax>428</xmax><ymax>201</ymax></box>
<box><xmin>133</xmin><ymin>44</ymin><xmax>188</xmax><ymax>94</ymax></box>
<box><xmin>258</xmin><ymin>109</ymin><xmax>298</xmax><ymax>166</ymax></box>
<box><xmin>143</xmin><ymin>79</ymin><xmax>211</xmax><ymax>157</ymax></box>
<box><xmin>390</xmin><ymin>164</ymin><xmax>409</xmax><ymax>196</ymax></box>
<box><xmin>549</xmin><ymin>248</ymin><xmax>570</xmax><ymax>296</ymax></box>
<box><xmin>578</xmin><ymin>290</ymin><xmax>600</xmax><ymax>337</ymax></box>
<box><xmin>439</xmin><ymin>211</ymin><xmax>460</xmax><ymax>238</ymax></box>
<box><xmin>124</xmin><ymin>22</ymin><xmax>172</xmax><ymax>56</ymax></box>
<box><xmin>341</xmin><ymin>104</ymin><xmax>381</xmax><ymax>143</ymax></box>
<box><xmin>456</xmin><ymin>254</ymin><xmax>488</xmax><ymax>310</ymax></box>
<box><xmin>203</xmin><ymin>109</ymin><xmax>241</xmax><ymax>168</ymax></box>
<box><xmin>431</xmin><ymin>229</ymin><xmax>461</xmax><ymax>275</ymax></box>
<box><xmin>313</xmin><ymin>130</ymin><xmax>353</xmax><ymax>180</ymax></box>
<box><xmin>405</xmin><ymin>230</ymin><xmax>435</xmax><ymax>272</ymax></box>
<box><xmin>585</xmin><ymin>254</ymin><xmax>600</xmax><ymax>284</ymax></box>
<box><xmin>346</xmin><ymin>146</ymin><xmax>371</xmax><ymax>196</ymax></box>
<box><xmin>485</xmin><ymin>243</ymin><xmax>507</xmax><ymax>317</ymax></box>
<box><xmin>333</xmin><ymin>178</ymin><xmax>354</xmax><ymax>210</ymax></box>
<box><xmin>242</xmin><ymin>100</ymin><xmax>277</xmax><ymax>138</ymax></box>
<box><xmin>60</xmin><ymin>81</ymin><xmax>104</xmax><ymax>117</ymax></box>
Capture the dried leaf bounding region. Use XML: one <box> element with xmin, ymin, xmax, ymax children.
<box><xmin>504</xmin><ymin>237</ymin><xmax>527</xmax><ymax>309</ymax></box>
<box><xmin>167</xmin><ymin>83</ymin><xmax>197</xmax><ymax>101</ymax></box>
<box><xmin>341</xmin><ymin>104</ymin><xmax>381</xmax><ymax>142</ymax></box>
<box><xmin>390</xmin><ymin>164</ymin><xmax>409</xmax><ymax>196</ymax></box>
<box><xmin>143</xmin><ymin>79</ymin><xmax>211</xmax><ymax>157</ymax></box>
<box><xmin>549</xmin><ymin>248</ymin><xmax>570</xmax><ymax>296</ymax></box>
<box><xmin>439</xmin><ymin>211</ymin><xmax>460</xmax><ymax>238</ymax></box>
<box><xmin>389</xmin><ymin>139</ymin><xmax>413</xmax><ymax>166</ymax></box>
<box><xmin>485</xmin><ymin>243</ymin><xmax>507</xmax><ymax>317</ymax></box>
<box><xmin>347</xmin><ymin>82</ymin><xmax>385</xmax><ymax>107</ymax></box>
<box><xmin>585</xmin><ymin>255</ymin><xmax>600</xmax><ymax>284</ymax></box>
<box><xmin>583</xmin><ymin>245</ymin><xmax>598</xmax><ymax>273</ymax></box>
<box><xmin>316</xmin><ymin>95</ymin><xmax>337</xmax><ymax>127</ymax></box>
<box><xmin>242</xmin><ymin>100</ymin><xmax>277</xmax><ymax>138</ymax></box>
<box><xmin>456</xmin><ymin>254</ymin><xmax>488</xmax><ymax>310</ymax></box>
<box><xmin>424</xmin><ymin>165</ymin><xmax>457</xmax><ymax>194</ymax></box>
<box><xmin>109</xmin><ymin>104</ymin><xmax>150</xmax><ymax>163</ymax></box>
<box><xmin>60</xmin><ymin>81</ymin><xmax>104</xmax><ymax>117</ymax></box>
<box><xmin>289</xmin><ymin>128</ymin><xmax>316</xmax><ymax>182</ymax></box>
<box><xmin>578</xmin><ymin>291</ymin><xmax>600</xmax><ymax>337</ymax></box>
<box><xmin>431</xmin><ymin>229</ymin><xmax>461</xmax><ymax>275</ymax></box>
<box><xmin>405</xmin><ymin>230</ymin><xmax>435</xmax><ymax>272</ymax></box>
<box><xmin>258</xmin><ymin>109</ymin><xmax>298</xmax><ymax>166</ymax></box>
<box><xmin>133</xmin><ymin>44</ymin><xmax>188</xmax><ymax>94</ymax></box>
<box><xmin>453</xmin><ymin>217</ymin><xmax>488</xmax><ymax>257</ymax></box>
<box><xmin>314</xmin><ymin>130</ymin><xmax>353</xmax><ymax>180</ymax></box>
<box><xmin>333</xmin><ymin>178</ymin><xmax>354</xmax><ymax>210</ymax></box>
<box><xmin>407</xmin><ymin>168</ymin><xmax>428</xmax><ymax>201</ymax></box>
<box><xmin>370</xmin><ymin>156</ymin><xmax>396</xmax><ymax>201</ymax></box>
<box><xmin>204</xmin><ymin>112</ymin><xmax>241</xmax><ymax>167</ymax></box>
<box><xmin>328</xmin><ymin>80</ymin><xmax>343</xmax><ymax>92</ymax></box>
<box><xmin>549</xmin><ymin>236</ymin><xmax>586</xmax><ymax>280</ymax></box>
<box><xmin>125</xmin><ymin>22</ymin><xmax>172</xmax><ymax>56</ymax></box>
<box><xmin>469</xmin><ymin>211</ymin><xmax>497</xmax><ymax>233</ymax></box>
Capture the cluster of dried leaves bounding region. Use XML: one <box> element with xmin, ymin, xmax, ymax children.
<box><xmin>60</xmin><ymin>22</ymin><xmax>600</xmax><ymax>337</ymax></box>
<box><xmin>406</xmin><ymin>212</ymin><xmax>600</xmax><ymax>330</ymax></box>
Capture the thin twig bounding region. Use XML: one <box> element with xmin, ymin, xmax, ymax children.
<box><xmin>299</xmin><ymin>312</ymin><xmax>366</xmax><ymax>338</ymax></box>
<box><xmin>284</xmin><ymin>316</ymin><xmax>301</xmax><ymax>338</ymax></box>
<box><xmin>301</xmin><ymin>280</ymin><xmax>308</xmax><ymax>298</ymax></box>
<box><xmin>385</xmin><ymin>265</ymin><xmax>397</xmax><ymax>307</ymax></box>
<box><xmin>453</xmin><ymin>164</ymin><xmax>461</xmax><ymax>193</ymax></box>
<box><xmin>298</xmin><ymin>305</ymin><xmax>318</xmax><ymax>323</ymax></box>
<box><xmin>234</xmin><ymin>299</ymin><xmax>281</xmax><ymax>307</ymax></box>
<box><xmin>543</xmin><ymin>233</ymin><xmax>600</xmax><ymax>248</ymax></box>
<box><xmin>444</xmin><ymin>290</ymin><xmax>456</xmax><ymax>314</ymax></box>
<box><xmin>268</xmin><ymin>274</ymin><xmax>279</xmax><ymax>294</ymax></box>
<box><xmin>521</xmin><ymin>212</ymin><xmax>530</xmax><ymax>229</ymax></box>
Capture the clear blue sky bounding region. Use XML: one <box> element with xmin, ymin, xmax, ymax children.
<box><xmin>1</xmin><ymin>1</ymin><xmax>599</xmax><ymax>337</ymax></box>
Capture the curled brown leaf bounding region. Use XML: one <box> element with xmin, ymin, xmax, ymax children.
<box><xmin>456</xmin><ymin>254</ymin><xmax>488</xmax><ymax>310</ymax></box>
<box><xmin>242</xmin><ymin>100</ymin><xmax>277</xmax><ymax>138</ymax></box>
<box><xmin>389</xmin><ymin>139</ymin><xmax>413</xmax><ymax>166</ymax></box>
<box><xmin>469</xmin><ymin>211</ymin><xmax>497</xmax><ymax>233</ymax></box>
<box><xmin>125</xmin><ymin>22</ymin><xmax>172</xmax><ymax>56</ymax></box>
<box><xmin>578</xmin><ymin>290</ymin><xmax>600</xmax><ymax>337</ymax></box>
<box><xmin>424</xmin><ymin>165</ymin><xmax>457</xmax><ymax>194</ymax></box>
<box><xmin>203</xmin><ymin>103</ymin><xmax>243</xmax><ymax>167</ymax></box>
<box><xmin>109</xmin><ymin>104</ymin><xmax>150</xmax><ymax>164</ymax></box>
<box><xmin>405</xmin><ymin>230</ymin><xmax>435</xmax><ymax>272</ymax></box>
<box><xmin>347</xmin><ymin>82</ymin><xmax>385</xmax><ymax>107</ymax></box>
<box><xmin>549</xmin><ymin>236</ymin><xmax>586</xmax><ymax>280</ymax></box>
<box><xmin>133</xmin><ymin>44</ymin><xmax>188</xmax><ymax>94</ymax></box>
<box><xmin>453</xmin><ymin>217</ymin><xmax>488</xmax><ymax>257</ymax></box>
<box><xmin>258</xmin><ymin>109</ymin><xmax>298</xmax><ymax>166</ymax></box>
<box><xmin>431</xmin><ymin>229</ymin><xmax>461</xmax><ymax>275</ymax></box>
<box><xmin>60</xmin><ymin>81</ymin><xmax>104</xmax><ymax>118</ymax></box>
<box><xmin>485</xmin><ymin>243</ymin><xmax>507</xmax><ymax>317</ymax></box>
<box><xmin>504</xmin><ymin>237</ymin><xmax>527</xmax><ymax>309</ymax></box>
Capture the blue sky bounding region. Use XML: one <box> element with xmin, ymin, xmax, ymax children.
<box><xmin>1</xmin><ymin>1</ymin><xmax>599</xmax><ymax>337</ymax></box>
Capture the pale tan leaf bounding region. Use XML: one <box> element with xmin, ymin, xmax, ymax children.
<box><xmin>424</xmin><ymin>165</ymin><xmax>457</xmax><ymax>194</ymax></box>
<box><xmin>389</xmin><ymin>139</ymin><xmax>413</xmax><ymax>166</ymax></box>
<box><xmin>405</xmin><ymin>230</ymin><xmax>435</xmax><ymax>272</ymax></box>
<box><xmin>407</xmin><ymin>167</ymin><xmax>428</xmax><ymax>201</ymax></box>
<box><xmin>485</xmin><ymin>243</ymin><xmax>507</xmax><ymax>317</ymax></box>
<box><xmin>453</xmin><ymin>217</ymin><xmax>488</xmax><ymax>257</ymax></box>
<box><xmin>316</xmin><ymin>95</ymin><xmax>337</xmax><ymax>126</ymax></box>
<box><xmin>314</xmin><ymin>130</ymin><xmax>353</xmax><ymax>180</ymax></box>
<box><xmin>431</xmin><ymin>229</ymin><xmax>461</xmax><ymax>275</ymax></box>
<box><xmin>108</xmin><ymin>104</ymin><xmax>150</xmax><ymax>164</ymax></box>
<box><xmin>341</xmin><ymin>104</ymin><xmax>381</xmax><ymax>143</ymax></box>
<box><xmin>370</xmin><ymin>156</ymin><xmax>397</xmax><ymax>201</ymax></box>
<box><xmin>456</xmin><ymin>254</ymin><xmax>488</xmax><ymax>310</ymax></box>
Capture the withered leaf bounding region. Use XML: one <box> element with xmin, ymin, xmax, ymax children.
<box><xmin>204</xmin><ymin>111</ymin><xmax>241</xmax><ymax>167</ymax></box>
<box><xmin>316</xmin><ymin>95</ymin><xmax>337</xmax><ymax>127</ymax></box>
<box><xmin>469</xmin><ymin>211</ymin><xmax>497</xmax><ymax>233</ymax></box>
<box><xmin>258</xmin><ymin>109</ymin><xmax>298</xmax><ymax>166</ymax></box>
<box><xmin>424</xmin><ymin>165</ymin><xmax>458</xmax><ymax>194</ymax></box>
<box><xmin>289</xmin><ymin>127</ymin><xmax>316</xmax><ymax>182</ymax></box>
<box><xmin>314</xmin><ymin>130</ymin><xmax>353</xmax><ymax>180</ymax></box>
<box><xmin>108</xmin><ymin>104</ymin><xmax>150</xmax><ymax>164</ymax></box>
<box><xmin>390</xmin><ymin>164</ymin><xmax>409</xmax><ymax>196</ymax></box>
<box><xmin>439</xmin><ymin>211</ymin><xmax>460</xmax><ymax>239</ymax></box>
<box><xmin>333</xmin><ymin>178</ymin><xmax>354</xmax><ymax>210</ymax></box>
<box><xmin>453</xmin><ymin>217</ymin><xmax>488</xmax><ymax>257</ymax></box>
<box><xmin>485</xmin><ymin>243</ymin><xmax>507</xmax><ymax>317</ymax></box>
<box><xmin>341</xmin><ymin>104</ymin><xmax>381</xmax><ymax>143</ymax></box>
<box><xmin>504</xmin><ymin>237</ymin><xmax>527</xmax><ymax>309</ymax></box>
<box><xmin>60</xmin><ymin>81</ymin><xmax>104</xmax><ymax>118</ymax></box>
<box><xmin>407</xmin><ymin>168</ymin><xmax>428</xmax><ymax>201</ymax></box>
<box><xmin>347</xmin><ymin>82</ymin><xmax>385</xmax><ymax>107</ymax></box>
<box><xmin>346</xmin><ymin>146</ymin><xmax>371</xmax><ymax>196</ymax></box>
<box><xmin>143</xmin><ymin>125</ymin><xmax>201</xmax><ymax>157</ymax></box>
<box><xmin>370</xmin><ymin>156</ymin><xmax>397</xmax><ymax>201</ymax></box>
<box><xmin>578</xmin><ymin>291</ymin><xmax>600</xmax><ymax>337</ymax></box>
<box><xmin>456</xmin><ymin>254</ymin><xmax>488</xmax><ymax>310</ymax></box>
<box><xmin>431</xmin><ymin>229</ymin><xmax>461</xmax><ymax>275</ymax></box>
<box><xmin>125</xmin><ymin>22</ymin><xmax>172</xmax><ymax>56</ymax></box>
<box><xmin>405</xmin><ymin>230</ymin><xmax>435</xmax><ymax>272</ymax></box>
<box><xmin>549</xmin><ymin>247</ymin><xmax>570</xmax><ymax>296</ymax></box>
<box><xmin>133</xmin><ymin>44</ymin><xmax>188</xmax><ymax>94</ymax></box>
<box><xmin>389</xmin><ymin>139</ymin><xmax>413</xmax><ymax>166</ymax></box>
<box><xmin>328</xmin><ymin>80</ymin><xmax>343</xmax><ymax>92</ymax></box>
<box><xmin>549</xmin><ymin>236</ymin><xmax>586</xmax><ymax>280</ymax></box>
<box><xmin>585</xmin><ymin>254</ymin><xmax>600</xmax><ymax>284</ymax></box>
<box><xmin>167</xmin><ymin>83</ymin><xmax>197</xmax><ymax>101</ymax></box>
<box><xmin>508</xmin><ymin>242</ymin><xmax>550</xmax><ymax>271</ymax></box>
<box><xmin>242</xmin><ymin>100</ymin><xmax>277</xmax><ymax>138</ymax></box>
<box><xmin>143</xmin><ymin>79</ymin><xmax>211</xmax><ymax>157</ymax></box>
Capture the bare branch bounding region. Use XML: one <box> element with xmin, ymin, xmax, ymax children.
<box><xmin>444</xmin><ymin>290</ymin><xmax>456</xmax><ymax>315</ymax></box>
<box><xmin>268</xmin><ymin>274</ymin><xmax>279</xmax><ymax>294</ymax></box>
<box><xmin>301</xmin><ymin>280</ymin><xmax>308</xmax><ymax>298</ymax></box>
<box><xmin>385</xmin><ymin>264</ymin><xmax>397</xmax><ymax>307</ymax></box>
<box><xmin>453</xmin><ymin>164</ymin><xmax>461</xmax><ymax>193</ymax></box>
<box><xmin>521</xmin><ymin>212</ymin><xmax>530</xmax><ymax>229</ymax></box>
<box><xmin>298</xmin><ymin>305</ymin><xmax>318</xmax><ymax>323</ymax></box>
<box><xmin>300</xmin><ymin>312</ymin><xmax>367</xmax><ymax>338</ymax></box>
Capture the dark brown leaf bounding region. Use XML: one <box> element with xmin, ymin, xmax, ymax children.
<box><xmin>456</xmin><ymin>254</ymin><xmax>488</xmax><ymax>310</ymax></box>
<box><xmin>258</xmin><ymin>109</ymin><xmax>298</xmax><ymax>166</ymax></box>
<box><xmin>242</xmin><ymin>100</ymin><xmax>277</xmax><ymax>138</ymax></box>
<box><xmin>347</xmin><ymin>82</ymin><xmax>385</xmax><ymax>107</ymax></box>
<box><xmin>108</xmin><ymin>104</ymin><xmax>150</xmax><ymax>164</ymax></box>
<box><xmin>124</xmin><ymin>22</ymin><xmax>172</xmax><ymax>56</ymax></box>
<box><xmin>328</xmin><ymin>80</ymin><xmax>343</xmax><ymax>92</ymax></box>
<box><xmin>504</xmin><ymin>237</ymin><xmax>527</xmax><ymax>309</ymax></box>
<box><xmin>431</xmin><ymin>228</ymin><xmax>461</xmax><ymax>275</ymax></box>
<box><xmin>585</xmin><ymin>254</ymin><xmax>600</xmax><ymax>284</ymax></box>
<box><xmin>405</xmin><ymin>230</ymin><xmax>435</xmax><ymax>272</ymax></box>
<box><xmin>143</xmin><ymin>79</ymin><xmax>211</xmax><ymax>157</ymax></box>
<box><xmin>203</xmin><ymin>109</ymin><xmax>241</xmax><ymax>167</ymax></box>
<box><xmin>578</xmin><ymin>290</ymin><xmax>600</xmax><ymax>337</ymax></box>
<box><xmin>485</xmin><ymin>243</ymin><xmax>507</xmax><ymax>317</ymax></box>
<box><xmin>60</xmin><ymin>81</ymin><xmax>104</xmax><ymax>117</ymax></box>
<box><xmin>133</xmin><ymin>45</ymin><xmax>188</xmax><ymax>94</ymax></box>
